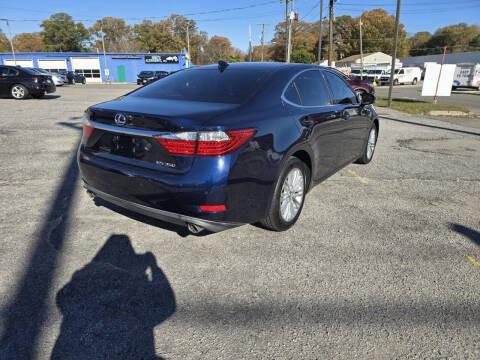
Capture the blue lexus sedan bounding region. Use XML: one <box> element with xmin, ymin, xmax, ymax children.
<box><xmin>78</xmin><ymin>62</ymin><xmax>378</xmax><ymax>233</ymax></box>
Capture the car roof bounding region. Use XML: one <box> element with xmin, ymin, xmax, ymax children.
<box><xmin>196</xmin><ymin>62</ymin><xmax>316</xmax><ymax>72</ymax></box>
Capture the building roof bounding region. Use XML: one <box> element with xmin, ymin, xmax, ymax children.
<box><xmin>337</xmin><ymin>53</ymin><xmax>378</xmax><ymax>63</ymax></box>
<box><xmin>401</xmin><ymin>51</ymin><xmax>480</xmax><ymax>66</ymax></box>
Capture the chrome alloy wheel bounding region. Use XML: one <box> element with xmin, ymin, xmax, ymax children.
<box><xmin>366</xmin><ymin>127</ymin><xmax>376</xmax><ymax>160</ymax></box>
<box><xmin>279</xmin><ymin>167</ymin><xmax>305</xmax><ymax>222</ymax></box>
<box><xmin>11</xmin><ymin>85</ymin><xmax>25</xmax><ymax>99</ymax></box>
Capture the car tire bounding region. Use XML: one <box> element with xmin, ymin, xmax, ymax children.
<box><xmin>393</xmin><ymin>79</ymin><xmax>399</xmax><ymax>86</ymax></box>
<box><xmin>82</xmin><ymin>79</ymin><xmax>86</xmax><ymax>85</ymax></box>
<box><xmin>260</xmin><ymin>157</ymin><xmax>310</xmax><ymax>232</ymax></box>
<box><xmin>11</xmin><ymin>84</ymin><xmax>29</xmax><ymax>99</ymax></box>
<box><xmin>356</xmin><ymin>124</ymin><xmax>378</xmax><ymax>165</ymax></box>
<box><xmin>412</xmin><ymin>78</ymin><xmax>418</xmax><ymax>85</ymax></box>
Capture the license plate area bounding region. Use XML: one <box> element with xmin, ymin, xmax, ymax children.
<box><xmin>89</xmin><ymin>131</ymin><xmax>174</xmax><ymax>165</ymax></box>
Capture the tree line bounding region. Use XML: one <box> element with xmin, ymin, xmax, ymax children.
<box><xmin>1</xmin><ymin>10</ymin><xmax>480</xmax><ymax>64</ymax></box>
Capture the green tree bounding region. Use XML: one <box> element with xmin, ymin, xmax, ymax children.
<box><xmin>427</xmin><ymin>23</ymin><xmax>480</xmax><ymax>53</ymax></box>
<box><xmin>91</xmin><ymin>17</ymin><xmax>139</xmax><ymax>52</ymax></box>
<box><xmin>291</xmin><ymin>48</ymin><xmax>315</xmax><ymax>63</ymax></box>
<box><xmin>203</xmin><ymin>35</ymin><xmax>235</xmax><ymax>63</ymax></box>
<box><xmin>41</xmin><ymin>13</ymin><xmax>89</xmax><ymax>51</ymax></box>
<box><xmin>0</xmin><ymin>30</ymin><xmax>10</xmax><ymax>52</ymax></box>
<box><xmin>408</xmin><ymin>31</ymin><xmax>432</xmax><ymax>56</ymax></box>
<box><xmin>12</xmin><ymin>32</ymin><xmax>44</xmax><ymax>52</ymax></box>
<box><xmin>349</xmin><ymin>9</ymin><xmax>409</xmax><ymax>58</ymax></box>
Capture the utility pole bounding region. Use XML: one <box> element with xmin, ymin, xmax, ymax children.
<box><xmin>387</xmin><ymin>0</ymin><xmax>401</xmax><ymax>107</ymax></box>
<box><xmin>0</xmin><ymin>19</ymin><xmax>16</xmax><ymax>65</ymax></box>
<box><xmin>186</xmin><ymin>25</ymin><xmax>191</xmax><ymax>67</ymax></box>
<box><xmin>100</xmin><ymin>24</ymin><xmax>109</xmax><ymax>83</ymax></box>
<box><xmin>359</xmin><ymin>16</ymin><xmax>364</xmax><ymax>79</ymax></box>
<box><xmin>433</xmin><ymin>46</ymin><xmax>447</xmax><ymax>104</ymax></box>
<box><xmin>328</xmin><ymin>0</ymin><xmax>334</xmax><ymax>66</ymax></box>
<box><xmin>248</xmin><ymin>24</ymin><xmax>253</xmax><ymax>61</ymax></box>
<box><xmin>286</xmin><ymin>0</ymin><xmax>295</xmax><ymax>63</ymax></box>
<box><xmin>257</xmin><ymin>23</ymin><xmax>269</xmax><ymax>62</ymax></box>
<box><xmin>318</xmin><ymin>0</ymin><xmax>324</xmax><ymax>63</ymax></box>
<box><xmin>285</xmin><ymin>0</ymin><xmax>290</xmax><ymax>62</ymax></box>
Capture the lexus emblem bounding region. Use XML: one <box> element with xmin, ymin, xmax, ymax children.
<box><xmin>114</xmin><ymin>113</ymin><xmax>128</xmax><ymax>126</ymax></box>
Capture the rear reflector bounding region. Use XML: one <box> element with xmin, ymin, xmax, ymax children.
<box><xmin>155</xmin><ymin>129</ymin><xmax>255</xmax><ymax>156</ymax></box>
<box><xmin>199</xmin><ymin>205</ymin><xmax>227</xmax><ymax>212</ymax></box>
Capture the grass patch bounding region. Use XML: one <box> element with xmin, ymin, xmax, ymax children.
<box><xmin>375</xmin><ymin>97</ymin><xmax>470</xmax><ymax>115</ymax></box>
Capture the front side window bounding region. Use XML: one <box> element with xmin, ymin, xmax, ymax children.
<box><xmin>287</xmin><ymin>70</ymin><xmax>329</xmax><ymax>107</ymax></box>
<box><xmin>323</xmin><ymin>71</ymin><xmax>357</xmax><ymax>105</ymax></box>
<box><xmin>0</xmin><ymin>67</ymin><xmax>9</xmax><ymax>76</ymax></box>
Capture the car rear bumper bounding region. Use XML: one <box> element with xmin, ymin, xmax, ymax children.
<box><xmin>84</xmin><ymin>183</ymin><xmax>241</xmax><ymax>232</ymax></box>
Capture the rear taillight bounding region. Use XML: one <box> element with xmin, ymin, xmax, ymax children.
<box><xmin>156</xmin><ymin>129</ymin><xmax>256</xmax><ymax>156</ymax></box>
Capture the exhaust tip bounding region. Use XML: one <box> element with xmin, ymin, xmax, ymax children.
<box><xmin>187</xmin><ymin>223</ymin><xmax>204</xmax><ymax>234</ymax></box>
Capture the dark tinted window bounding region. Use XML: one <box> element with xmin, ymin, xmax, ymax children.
<box><xmin>132</xmin><ymin>68</ymin><xmax>272</xmax><ymax>104</ymax></box>
<box><xmin>19</xmin><ymin>67</ymin><xmax>38</xmax><ymax>76</ymax></box>
<box><xmin>283</xmin><ymin>82</ymin><xmax>301</xmax><ymax>105</ymax></box>
<box><xmin>0</xmin><ymin>67</ymin><xmax>19</xmax><ymax>76</ymax></box>
<box><xmin>290</xmin><ymin>70</ymin><xmax>329</xmax><ymax>106</ymax></box>
<box><xmin>323</xmin><ymin>71</ymin><xmax>357</xmax><ymax>104</ymax></box>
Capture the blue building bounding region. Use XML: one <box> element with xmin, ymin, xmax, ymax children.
<box><xmin>0</xmin><ymin>52</ymin><xmax>188</xmax><ymax>83</ymax></box>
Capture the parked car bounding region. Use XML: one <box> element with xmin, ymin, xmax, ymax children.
<box><xmin>452</xmin><ymin>63</ymin><xmax>480</xmax><ymax>90</ymax></box>
<box><xmin>379</xmin><ymin>67</ymin><xmax>421</xmax><ymax>86</ymax></box>
<box><xmin>136</xmin><ymin>70</ymin><xmax>170</xmax><ymax>85</ymax></box>
<box><xmin>364</xmin><ymin>69</ymin><xmax>388</xmax><ymax>83</ymax></box>
<box><xmin>59</xmin><ymin>70</ymin><xmax>87</xmax><ymax>85</ymax></box>
<box><xmin>329</xmin><ymin>68</ymin><xmax>375</xmax><ymax>98</ymax></box>
<box><xmin>32</xmin><ymin>68</ymin><xmax>65</xmax><ymax>86</ymax></box>
<box><xmin>0</xmin><ymin>65</ymin><xmax>56</xmax><ymax>99</ymax></box>
<box><xmin>79</xmin><ymin>62</ymin><xmax>378</xmax><ymax>234</ymax></box>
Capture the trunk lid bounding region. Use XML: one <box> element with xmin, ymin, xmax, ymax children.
<box><xmin>85</xmin><ymin>97</ymin><xmax>238</xmax><ymax>172</ymax></box>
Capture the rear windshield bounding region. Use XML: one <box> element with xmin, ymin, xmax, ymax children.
<box><xmin>22</xmin><ymin>68</ymin><xmax>42</xmax><ymax>75</ymax></box>
<box><xmin>131</xmin><ymin>68</ymin><xmax>273</xmax><ymax>104</ymax></box>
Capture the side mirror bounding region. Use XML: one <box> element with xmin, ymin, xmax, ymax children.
<box><xmin>361</xmin><ymin>92</ymin><xmax>375</xmax><ymax>105</ymax></box>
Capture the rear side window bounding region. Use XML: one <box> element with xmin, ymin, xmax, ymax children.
<box><xmin>323</xmin><ymin>71</ymin><xmax>357</xmax><ymax>105</ymax></box>
<box><xmin>286</xmin><ymin>70</ymin><xmax>329</xmax><ymax>106</ymax></box>
<box><xmin>133</xmin><ymin>68</ymin><xmax>272</xmax><ymax>104</ymax></box>
<box><xmin>283</xmin><ymin>82</ymin><xmax>301</xmax><ymax>105</ymax></box>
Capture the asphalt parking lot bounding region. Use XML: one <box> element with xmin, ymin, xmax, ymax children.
<box><xmin>0</xmin><ymin>84</ymin><xmax>479</xmax><ymax>359</ymax></box>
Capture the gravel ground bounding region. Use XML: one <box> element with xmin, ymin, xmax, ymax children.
<box><xmin>0</xmin><ymin>84</ymin><xmax>479</xmax><ymax>359</ymax></box>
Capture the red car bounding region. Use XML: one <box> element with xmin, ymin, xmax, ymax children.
<box><xmin>327</xmin><ymin>68</ymin><xmax>375</xmax><ymax>98</ymax></box>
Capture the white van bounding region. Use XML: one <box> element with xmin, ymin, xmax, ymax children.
<box><xmin>379</xmin><ymin>67</ymin><xmax>422</xmax><ymax>86</ymax></box>
<box><xmin>452</xmin><ymin>63</ymin><xmax>480</xmax><ymax>90</ymax></box>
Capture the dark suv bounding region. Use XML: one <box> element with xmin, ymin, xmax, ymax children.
<box><xmin>0</xmin><ymin>65</ymin><xmax>56</xmax><ymax>99</ymax></box>
<box><xmin>137</xmin><ymin>70</ymin><xmax>170</xmax><ymax>85</ymax></box>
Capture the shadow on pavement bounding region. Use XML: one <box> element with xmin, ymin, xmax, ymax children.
<box><xmin>0</xmin><ymin>139</ymin><xmax>80</xmax><ymax>359</ymax></box>
<box><xmin>380</xmin><ymin>116</ymin><xmax>480</xmax><ymax>137</ymax></box>
<box><xmin>51</xmin><ymin>234</ymin><xmax>176</xmax><ymax>360</ymax></box>
<box><xmin>450</xmin><ymin>224</ymin><xmax>480</xmax><ymax>247</ymax></box>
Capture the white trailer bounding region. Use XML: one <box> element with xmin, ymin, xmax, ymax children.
<box><xmin>452</xmin><ymin>63</ymin><xmax>480</xmax><ymax>90</ymax></box>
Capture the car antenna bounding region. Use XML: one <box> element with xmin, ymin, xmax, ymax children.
<box><xmin>218</xmin><ymin>60</ymin><xmax>229</xmax><ymax>73</ymax></box>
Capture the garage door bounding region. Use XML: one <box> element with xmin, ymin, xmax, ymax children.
<box><xmin>3</xmin><ymin>59</ymin><xmax>34</xmax><ymax>68</ymax></box>
<box><xmin>38</xmin><ymin>59</ymin><xmax>67</xmax><ymax>73</ymax></box>
<box><xmin>71</xmin><ymin>57</ymin><xmax>102</xmax><ymax>83</ymax></box>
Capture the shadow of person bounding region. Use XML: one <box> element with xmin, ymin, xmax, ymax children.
<box><xmin>51</xmin><ymin>235</ymin><xmax>176</xmax><ymax>360</ymax></box>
